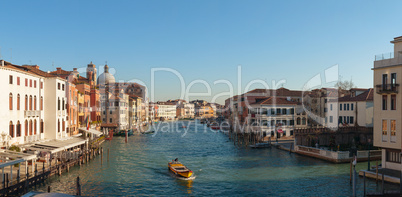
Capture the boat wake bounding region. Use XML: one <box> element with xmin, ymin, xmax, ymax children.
<box><xmin>169</xmin><ymin>172</ymin><xmax>196</xmax><ymax>180</ymax></box>
<box><xmin>176</xmin><ymin>174</ymin><xmax>196</xmax><ymax>180</ymax></box>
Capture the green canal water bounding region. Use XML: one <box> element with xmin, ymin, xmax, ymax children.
<box><xmin>35</xmin><ymin>121</ymin><xmax>398</xmax><ymax>196</ymax></box>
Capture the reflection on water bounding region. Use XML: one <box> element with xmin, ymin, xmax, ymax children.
<box><xmin>34</xmin><ymin>121</ymin><xmax>399</xmax><ymax>196</ymax></box>
<box><xmin>176</xmin><ymin>179</ymin><xmax>194</xmax><ymax>194</ymax></box>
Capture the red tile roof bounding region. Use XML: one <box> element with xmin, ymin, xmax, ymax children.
<box><xmin>338</xmin><ymin>88</ymin><xmax>373</xmax><ymax>102</ymax></box>
<box><xmin>246</xmin><ymin>87</ymin><xmax>304</xmax><ymax>97</ymax></box>
<box><xmin>253</xmin><ymin>97</ymin><xmax>298</xmax><ymax>105</ymax></box>
<box><xmin>49</xmin><ymin>69</ymin><xmax>72</xmax><ymax>76</ymax></box>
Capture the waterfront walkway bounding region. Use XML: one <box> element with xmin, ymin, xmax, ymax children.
<box><xmin>273</xmin><ymin>139</ymin><xmax>295</xmax><ymax>152</ymax></box>
<box><xmin>359</xmin><ymin>168</ymin><xmax>401</xmax><ymax>184</ymax></box>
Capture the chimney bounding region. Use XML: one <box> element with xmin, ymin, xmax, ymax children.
<box><xmin>56</xmin><ymin>67</ymin><xmax>61</xmax><ymax>74</ymax></box>
<box><xmin>33</xmin><ymin>65</ymin><xmax>39</xmax><ymax>69</ymax></box>
<box><xmin>1</xmin><ymin>60</ymin><xmax>4</xmax><ymax>67</ymax></box>
<box><xmin>73</xmin><ymin>68</ymin><xmax>77</xmax><ymax>71</ymax></box>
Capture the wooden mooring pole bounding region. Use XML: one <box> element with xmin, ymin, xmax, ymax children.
<box><xmin>376</xmin><ymin>161</ymin><xmax>379</xmax><ymax>184</ymax></box>
<box><xmin>349</xmin><ymin>160</ymin><xmax>352</xmax><ymax>185</ymax></box>
<box><xmin>76</xmin><ymin>176</ymin><xmax>81</xmax><ymax>196</ymax></box>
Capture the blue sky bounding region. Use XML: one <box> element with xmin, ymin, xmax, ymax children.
<box><xmin>1</xmin><ymin>0</ymin><xmax>402</xmax><ymax>104</ymax></box>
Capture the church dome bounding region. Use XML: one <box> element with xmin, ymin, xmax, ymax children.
<box><xmin>97</xmin><ymin>65</ymin><xmax>115</xmax><ymax>85</ymax></box>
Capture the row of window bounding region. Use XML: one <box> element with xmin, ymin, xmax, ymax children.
<box><xmin>382</xmin><ymin>119</ymin><xmax>396</xmax><ymax>137</ymax></box>
<box><xmin>102</xmin><ymin>118</ymin><xmax>113</xmax><ymax>123</ymax></box>
<box><xmin>9</xmin><ymin>93</ymin><xmax>43</xmax><ymax>111</ymax></box>
<box><xmin>386</xmin><ymin>149</ymin><xmax>400</xmax><ymax>163</ymax></box>
<box><xmin>338</xmin><ymin>116</ymin><xmax>354</xmax><ymax>124</ymax></box>
<box><xmin>9</xmin><ymin>75</ymin><xmax>43</xmax><ymax>89</ymax></box>
<box><xmin>382</xmin><ymin>95</ymin><xmax>397</xmax><ymax>110</ymax></box>
<box><xmin>9</xmin><ymin>119</ymin><xmax>44</xmax><ymax>138</ymax></box>
<box><xmin>57</xmin><ymin>82</ymin><xmax>65</xmax><ymax>91</ymax></box>
<box><xmin>58</xmin><ymin>98</ymin><xmax>66</xmax><ymax>111</ymax></box>
<box><xmin>251</xmin><ymin>117</ymin><xmax>307</xmax><ymax>126</ymax></box>
<box><xmin>339</xmin><ymin>103</ymin><xmax>354</xmax><ymax>111</ymax></box>
<box><xmin>382</xmin><ymin>73</ymin><xmax>397</xmax><ymax>86</ymax></box>
<box><xmin>249</xmin><ymin>108</ymin><xmax>295</xmax><ymax>115</ymax></box>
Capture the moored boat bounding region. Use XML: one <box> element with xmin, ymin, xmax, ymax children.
<box><xmin>210</xmin><ymin>126</ymin><xmax>220</xmax><ymax>130</ymax></box>
<box><xmin>141</xmin><ymin>130</ymin><xmax>155</xmax><ymax>134</ymax></box>
<box><xmin>249</xmin><ymin>142</ymin><xmax>271</xmax><ymax>148</ymax></box>
<box><xmin>168</xmin><ymin>159</ymin><xmax>193</xmax><ymax>178</ymax></box>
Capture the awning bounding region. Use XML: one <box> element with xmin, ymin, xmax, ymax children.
<box><xmin>79</xmin><ymin>127</ymin><xmax>103</xmax><ymax>136</ymax></box>
<box><xmin>21</xmin><ymin>137</ymin><xmax>87</xmax><ymax>154</ymax></box>
<box><xmin>0</xmin><ymin>150</ymin><xmax>37</xmax><ymax>168</ymax></box>
<box><xmin>100</xmin><ymin>123</ymin><xmax>118</xmax><ymax>128</ymax></box>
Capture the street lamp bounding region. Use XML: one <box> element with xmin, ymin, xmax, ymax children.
<box><xmin>367</xmin><ymin>138</ymin><xmax>371</xmax><ymax>171</ymax></box>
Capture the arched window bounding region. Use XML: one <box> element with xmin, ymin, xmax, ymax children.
<box><xmin>34</xmin><ymin>96</ymin><xmax>37</xmax><ymax>110</ymax></box>
<box><xmin>9</xmin><ymin>121</ymin><xmax>14</xmax><ymax>137</ymax></box>
<box><xmin>17</xmin><ymin>94</ymin><xmax>20</xmax><ymax>110</ymax></box>
<box><xmin>297</xmin><ymin>117</ymin><xmax>301</xmax><ymax>125</ymax></box>
<box><xmin>40</xmin><ymin>119</ymin><xmax>44</xmax><ymax>133</ymax></box>
<box><xmin>40</xmin><ymin>96</ymin><xmax>43</xmax><ymax>110</ymax></box>
<box><xmin>58</xmin><ymin>119</ymin><xmax>60</xmax><ymax>133</ymax></box>
<box><xmin>58</xmin><ymin>98</ymin><xmax>60</xmax><ymax>110</ymax></box>
<box><xmin>29</xmin><ymin>120</ymin><xmax>33</xmax><ymax>135</ymax></box>
<box><xmin>302</xmin><ymin>117</ymin><xmax>307</xmax><ymax>125</ymax></box>
<box><xmin>29</xmin><ymin>95</ymin><xmax>32</xmax><ymax>110</ymax></box>
<box><xmin>34</xmin><ymin>119</ymin><xmax>37</xmax><ymax>135</ymax></box>
<box><xmin>9</xmin><ymin>93</ymin><xmax>12</xmax><ymax>110</ymax></box>
<box><xmin>62</xmin><ymin>99</ymin><xmax>65</xmax><ymax>110</ymax></box>
<box><xmin>25</xmin><ymin>95</ymin><xmax>28</xmax><ymax>110</ymax></box>
<box><xmin>25</xmin><ymin>120</ymin><xmax>28</xmax><ymax>136</ymax></box>
<box><xmin>62</xmin><ymin>119</ymin><xmax>65</xmax><ymax>131</ymax></box>
<box><xmin>16</xmin><ymin>121</ymin><xmax>21</xmax><ymax>137</ymax></box>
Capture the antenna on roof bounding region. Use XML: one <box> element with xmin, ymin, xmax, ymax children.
<box><xmin>52</xmin><ymin>61</ymin><xmax>54</xmax><ymax>68</ymax></box>
<box><xmin>29</xmin><ymin>60</ymin><xmax>32</xmax><ymax>65</ymax></box>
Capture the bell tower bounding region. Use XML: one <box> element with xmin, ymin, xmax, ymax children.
<box><xmin>87</xmin><ymin>61</ymin><xmax>97</xmax><ymax>85</ymax></box>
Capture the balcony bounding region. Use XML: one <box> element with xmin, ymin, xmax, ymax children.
<box><xmin>24</xmin><ymin>110</ymin><xmax>40</xmax><ymax>118</ymax></box>
<box><xmin>24</xmin><ymin>135</ymin><xmax>40</xmax><ymax>143</ymax></box>
<box><xmin>376</xmin><ymin>84</ymin><xmax>399</xmax><ymax>94</ymax></box>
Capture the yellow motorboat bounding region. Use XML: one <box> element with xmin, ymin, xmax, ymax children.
<box><xmin>168</xmin><ymin>159</ymin><xmax>193</xmax><ymax>178</ymax></box>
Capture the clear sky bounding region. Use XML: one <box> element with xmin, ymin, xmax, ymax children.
<box><xmin>1</xmin><ymin>0</ymin><xmax>402</xmax><ymax>104</ymax></box>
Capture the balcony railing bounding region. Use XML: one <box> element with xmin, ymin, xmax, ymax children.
<box><xmin>376</xmin><ymin>84</ymin><xmax>399</xmax><ymax>94</ymax></box>
<box><xmin>374</xmin><ymin>51</ymin><xmax>402</xmax><ymax>68</ymax></box>
<box><xmin>24</xmin><ymin>110</ymin><xmax>40</xmax><ymax>118</ymax></box>
<box><xmin>375</xmin><ymin>52</ymin><xmax>394</xmax><ymax>61</ymax></box>
<box><xmin>24</xmin><ymin>135</ymin><xmax>40</xmax><ymax>143</ymax></box>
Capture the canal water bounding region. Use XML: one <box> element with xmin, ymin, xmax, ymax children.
<box><xmin>36</xmin><ymin>121</ymin><xmax>398</xmax><ymax>196</ymax></box>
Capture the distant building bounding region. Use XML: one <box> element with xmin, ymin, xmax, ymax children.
<box><xmin>327</xmin><ymin>88</ymin><xmax>373</xmax><ymax>128</ymax></box>
<box><xmin>176</xmin><ymin>100</ymin><xmax>195</xmax><ymax>119</ymax></box>
<box><xmin>156</xmin><ymin>102</ymin><xmax>176</xmax><ymax>120</ymax></box>
<box><xmin>249</xmin><ymin>97</ymin><xmax>308</xmax><ymax>137</ymax></box>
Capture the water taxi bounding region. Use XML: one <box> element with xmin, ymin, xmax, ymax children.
<box><xmin>168</xmin><ymin>160</ymin><xmax>193</xmax><ymax>178</ymax></box>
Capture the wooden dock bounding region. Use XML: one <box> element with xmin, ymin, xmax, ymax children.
<box><xmin>0</xmin><ymin>143</ymin><xmax>105</xmax><ymax>196</ymax></box>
